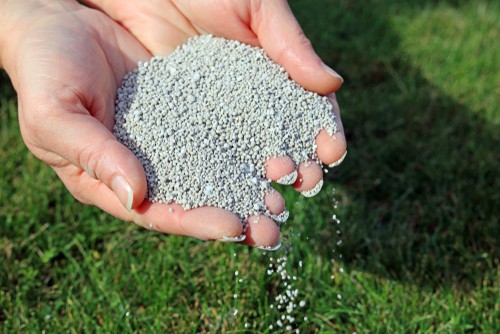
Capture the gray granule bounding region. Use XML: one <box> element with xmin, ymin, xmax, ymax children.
<box><xmin>114</xmin><ymin>35</ymin><xmax>338</xmax><ymax>222</ymax></box>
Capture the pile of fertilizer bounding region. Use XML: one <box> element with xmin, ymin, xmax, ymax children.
<box><xmin>114</xmin><ymin>35</ymin><xmax>337</xmax><ymax>221</ymax></box>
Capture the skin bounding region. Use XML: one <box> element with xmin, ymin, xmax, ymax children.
<box><xmin>0</xmin><ymin>0</ymin><xmax>347</xmax><ymax>247</ymax></box>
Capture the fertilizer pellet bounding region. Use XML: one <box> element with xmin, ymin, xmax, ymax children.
<box><xmin>114</xmin><ymin>35</ymin><xmax>338</xmax><ymax>221</ymax></box>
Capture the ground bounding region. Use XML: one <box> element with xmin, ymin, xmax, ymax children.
<box><xmin>0</xmin><ymin>0</ymin><xmax>499</xmax><ymax>332</ymax></box>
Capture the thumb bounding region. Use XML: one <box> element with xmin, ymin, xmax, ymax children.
<box><xmin>25</xmin><ymin>105</ymin><xmax>147</xmax><ymax>211</ymax></box>
<box><xmin>254</xmin><ymin>0</ymin><xmax>343</xmax><ymax>95</ymax></box>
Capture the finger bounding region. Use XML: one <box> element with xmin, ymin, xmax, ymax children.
<box><xmin>264</xmin><ymin>189</ymin><xmax>289</xmax><ymax>224</ymax></box>
<box><xmin>242</xmin><ymin>215</ymin><xmax>280</xmax><ymax>248</ymax></box>
<box><xmin>54</xmin><ymin>163</ymin><xmax>244</xmax><ymax>240</ymax></box>
<box><xmin>264</xmin><ymin>155</ymin><xmax>297</xmax><ymax>185</ymax></box>
<box><xmin>254</xmin><ymin>0</ymin><xmax>343</xmax><ymax>95</ymax></box>
<box><xmin>315</xmin><ymin>94</ymin><xmax>347</xmax><ymax>166</ymax></box>
<box><xmin>33</xmin><ymin>108</ymin><xmax>148</xmax><ymax>211</ymax></box>
<box><xmin>171</xmin><ymin>206</ymin><xmax>243</xmax><ymax>241</ymax></box>
<box><xmin>293</xmin><ymin>160</ymin><xmax>324</xmax><ymax>197</ymax></box>
<box><xmin>264</xmin><ymin>189</ymin><xmax>285</xmax><ymax>215</ymax></box>
<box><xmin>133</xmin><ymin>201</ymin><xmax>244</xmax><ymax>241</ymax></box>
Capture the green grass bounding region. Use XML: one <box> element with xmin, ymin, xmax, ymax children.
<box><xmin>1</xmin><ymin>0</ymin><xmax>499</xmax><ymax>332</ymax></box>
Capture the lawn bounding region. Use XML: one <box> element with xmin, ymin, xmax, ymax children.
<box><xmin>1</xmin><ymin>0</ymin><xmax>499</xmax><ymax>333</ymax></box>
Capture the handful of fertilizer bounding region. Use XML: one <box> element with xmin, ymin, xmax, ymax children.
<box><xmin>114</xmin><ymin>35</ymin><xmax>338</xmax><ymax>222</ymax></box>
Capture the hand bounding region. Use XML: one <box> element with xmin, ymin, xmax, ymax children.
<box><xmin>0</xmin><ymin>0</ymin><xmax>273</xmax><ymax>245</ymax></box>
<box><xmin>84</xmin><ymin>0</ymin><xmax>348</xmax><ymax>245</ymax></box>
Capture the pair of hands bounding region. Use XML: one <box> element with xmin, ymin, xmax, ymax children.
<box><xmin>1</xmin><ymin>0</ymin><xmax>346</xmax><ymax>248</ymax></box>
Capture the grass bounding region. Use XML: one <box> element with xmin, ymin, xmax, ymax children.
<box><xmin>1</xmin><ymin>0</ymin><xmax>499</xmax><ymax>332</ymax></box>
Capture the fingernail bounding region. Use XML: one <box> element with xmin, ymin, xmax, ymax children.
<box><xmin>328</xmin><ymin>151</ymin><xmax>347</xmax><ymax>168</ymax></box>
<box><xmin>220</xmin><ymin>234</ymin><xmax>246</xmax><ymax>243</ymax></box>
<box><xmin>300</xmin><ymin>179</ymin><xmax>324</xmax><ymax>198</ymax></box>
<box><xmin>271</xmin><ymin>210</ymin><xmax>289</xmax><ymax>223</ymax></box>
<box><xmin>322</xmin><ymin>63</ymin><xmax>344</xmax><ymax>83</ymax></box>
<box><xmin>111</xmin><ymin>175</ymin><xmax>133</xmax><ymax>211</ymax></box>
<box><xmin>257</xmin><ymin>240</ymin><xmax>282</xmax><ymax>251</ymax></box>
<box><xmin>276</xmin><ymin>170</ymin><xmax>297</xmax><ymax>185</ymax></box>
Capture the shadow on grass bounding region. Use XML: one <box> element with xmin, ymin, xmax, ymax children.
<box><xmin>290</xmin><ymin>0</ymin><xmax>499</xmax><ymax>288</ymax></box>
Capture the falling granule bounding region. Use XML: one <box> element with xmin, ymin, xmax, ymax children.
<box><xmin>329</xmin><ymin>188</ymin><xmax>348</xmax><ymax>321</ymax></box>
<box><xmin>264</xmin><ymin>224</ymin><xmax>309</xmax><ymax>332</ymax></box>
<box><xmin>114</xmin><ymin>35</ymin><xmax>339</xmax><ymax>221</ymax></box>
